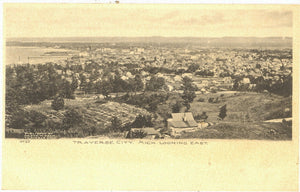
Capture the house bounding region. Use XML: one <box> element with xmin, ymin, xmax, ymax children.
<box><xmin>79</xmin><ymin>51</ymin><xmax>89</xmax><ymax>57</ymax></box>
<box><xmin>167</xmin><ymin>85</ymin><xmax>174</xmax><ymax>92</ymax></box>
<box><xmin>182</xmin><ymin>73</ymin><xmax>193</xmax><ymax>79</ymax></box>
<box><xmin>167</xmin><ymin>112</ymin><xmax>198</xmax><ymax>135</ymax></box>
<box><xmin>242</xmin><ymin>78</ymin><xmax>251</xmax><ymax>84</ymax></box>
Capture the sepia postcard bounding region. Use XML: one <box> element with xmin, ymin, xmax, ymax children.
<box><xmin>1</xmin><ymin>3</ymin><xmax>299</xmax><ymax>191</ymax></box>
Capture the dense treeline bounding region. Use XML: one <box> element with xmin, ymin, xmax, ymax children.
<box><xmin>6</xmin><ymin>62</ymin><xmax>169</xmax><ymax>106</ymax></box>
<box><xmin>232</xmin><ymin>74</ymin><xmax>292</xmax><ymax>97</ymax></box>
<box><xmin>115</xmin><ymin>92</ymin><xmax>169</xmax><ymax>112</ymax></box>
<box><xmin>5</xmin><ymin>62</ymin><xmax>170</xmax><ymax>134</ymax></box>
<box><xmin>6</xmin><ymin>63</ymin><xmax>74</xmax><ymax>106</ymax></box>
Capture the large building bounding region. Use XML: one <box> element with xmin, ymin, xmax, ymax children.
<box><xmin>167</xmin><ymin>112</ymin><xmax>198</xmax><ymax>135</ymax></box>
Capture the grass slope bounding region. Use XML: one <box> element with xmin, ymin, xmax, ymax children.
<box><xmin>190</xmin><ymin>92</ymin><xmax>292</xmax><ymax>123</ymax></box>
<box><xmin>180</xmin><ymin>122</ymin><xmax>292</xmax><ymax>140</ymax></box>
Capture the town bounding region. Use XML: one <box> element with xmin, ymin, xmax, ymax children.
<box><xmin>5</xmin><ymin>39</ymin><xmax>293</xmax><ymax>140</ymax></box>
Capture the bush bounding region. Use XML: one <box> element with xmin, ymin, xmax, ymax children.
<box><xmin>110</xmin><ymin>116</ymin><xmax>122</xmax><ymax>132</ymax></box>
<box><xmin>27</xmin><ymin>110</ymin><xmax>47</xmax><ymax>129</ymax></box>
<box><xmin>218</xmin><ymin>104</ymin><xmax>227</xmax><ymax>120</ymax></box>
<box><xmin>208</xmin><ymin>97</ymin><xmax>220</xmax><ymax>103</ymax></box>
<box><xmin>208</xmin><ymin>98</ymin><xmax>214</xmax><ymax>103</ymax></box>
<box><xmin>127</xmin><ymin>129</ymin><xmax>147</xmax><ymax>139</ymax></box>
<box><xmin>95</xmin><ymin>99</ymin><xmax>107</xmax><ymax>104</ymax></box>
<box><xmin>197</xmin><ymin>98</ymin><xmax>205</xmax><ymax>102</ymax></box>
<box><xmin>5</xmin><ymin>132</ymin><xmax>24</xmax><ymax>138</ymax></box>
<box><xmin>213</xmin><ymin>97</ymin><xmax>220</xmax><ymax>103</ymax></box>
<box><xmin>7</xmin><ymin>110</ymin><xmax>29</xmax><ymax>129</ymax></box>
<box><xmin>62</xmin><ymin>108</ymin><xmax>83</xmax><ymax>130</ymax></box>
<box><xmin>51</xmin><ymin>97</ymin><xmax>64</xmax><ymax>111</ymax></box>
<box><xmin>130</xmin><ymin>115</ymin><xmax>153</xmax><ymax>128</ymax></box>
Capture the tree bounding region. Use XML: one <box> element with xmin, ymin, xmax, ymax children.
<box><xmin>181</xmin><ymin>77</ymin><xmax>197</xmax><ymax>110</ymax></box>
<box><xmin>62</xmin><ymin>108</ymin><xmax>83</xmax><ymax>130</ymax></box>
<box><xmin>254</xmin><ymin>76</ymin><xmax>267</xmax><ymax>92</ymax></box>
<box><xmin>255</xmin><ymin>63</ymin><xmax>261</xmax><ymax>69</ymax></box>
<box><xmin>131</xmin><ymin>115</ymin><xmax>153</xmax><ymax>128</ymax></box>
<box><xmin>187</xmin><ymin>63</ymin><xmax>199</xmax><ymax>73</ymax></box>
<box><xmin>51</xmin><ymin>96</ymin><xmax>64</xmax><ymax>111</ymax></box>
<box><xmin>110</xmin><ymin>116</ymin><xmax>122</xmax><ymax>132</ymax></box>
<box><xmin>195</xmin><ymin>112</ymin><xmax>208</xmax><ymax>122</ymax></box>
<box><xmin>172</xmin><ymin>101</ymin><xmax>183</xmax><ymax>113</ymax></box>
<box><xmin>83</xmin><ymin>81</ymin><xmax>95</xmax><ymax>94</ymax></box>
<box><xmin>233</xmin><ymin>79</ymin><xmax>239</xmax><ymax>90</ymax></box>
<box><xmin>130</xmin><ymin>74</ymin><xmax>144</xmax><ymax>93</ymax></box>
<box><xmin>27</xmin><ymin>110</ymin><xmax>47</xmax><ymax>129</ymax></box>
<box><xmin>112</xmin><ymin>73</ymin><xmax>126</xmax><ymax>93</ymax></box>
<box><xmin>71</xmin><ymin>76</ymin><xmax>79</xmax><ymax>91</ymax></box>
<box><xmin>218</xmin><ymin>104</ymin><xmax>227</xmax><ymax>120</ymax></box>
<box><xmin>146</xmin><ymin>76</ymin><xmax>165</xmax><ymax>91</ymax></box>
<box><xmin>127</xmin><ymin>129</ymin><xmax>147</xmax><ymax>139</ymax></box>
<box><xmin>61</xmin><ymin>80</ymin><xmax>75</xmax><ymax>99</ymax></box>
<box><xmin>79</xmin><ymin>74</ymin><xmax>87</xmax><ymax>90</ymax></box>
<box><xmin>98</xmin><ymin>80</ymin><xmax>112</xmax><ymax>98</ymax></box>
<box><xmin>7</xmin><ymin>109</ymin><xmax>29</xmax><ymax>129</ymax></box>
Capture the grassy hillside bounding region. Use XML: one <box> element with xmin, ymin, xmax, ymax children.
<box><xmin>185</xmin><ymin>92</ymin><xmax>292</xmax><ymax>140</ymax></box>
<box><xmin>180</xmin><ymin>123</ymin><xmax>292</xmax><ymax>140</ymax></box>
<box><xmin>190</xmin><ymin>92</ymin><xmax>292</xmax><ymax>123</ymax></box>
<box><xmin>22</xmin><ymin>98</ymin><xmax>152</xmax><ymax>137</ymax></box>
<box><xmin>180</xmin><ymin>122</ymin><xmax>292</xmax><ymax>140</ymax></box>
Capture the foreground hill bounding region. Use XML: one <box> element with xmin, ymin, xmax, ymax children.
<box><xmin>186</xmin><ymin>91</ymin><xmax>292</xmax><ymax>140</ymax></box>
<box><xmin>20</xmin><ymin>99</ymin><xmax>152</xmax><ymax>137</ymax></box>
<box><xmin>191</xmin><ymin>92</ymin><xmax>292</xmax><ymax>123</ymax></box>
<box><xmin>180</xmin><ymin>121</ymin><xmax>292</xmax><ymax>140</ymax></box>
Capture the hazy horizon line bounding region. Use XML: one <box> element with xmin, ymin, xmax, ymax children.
<box><xmin>6</xmin><ymin>35</ymin><xmax>293</xmax><ymax>39</ymax></box>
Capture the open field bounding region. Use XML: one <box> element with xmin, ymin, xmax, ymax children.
<box><xmin>179</xmin><ymin>121</ymin><xmax>292</xmax><ymax>140</ymax></box>
<box><xmin>184</xmin><ymin>91</ymin><xmax>292</xmax><ymax>140</ymax></box>
<box><xmin>190</xmin><ymin>91</ymin><xmax>292</xmax><ymax>124</ymax></box>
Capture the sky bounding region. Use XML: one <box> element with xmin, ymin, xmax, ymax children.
<box><xmin>4</xmin><ymin>4</ymin><xmax>293</xmax><ymax>38</ymax></box>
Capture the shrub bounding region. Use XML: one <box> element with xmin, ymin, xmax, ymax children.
<box><xmin>27</xmin><ymin>110</ymin><xmax>47</xmax><ymax>129</ymax></box>
<box><xmin>7</xmin><ymin>109</ymin><xmax>29</xmax><ymax>129</ymax></box>
<box><xmin>218</xmin><ymin>104</ymin><xmax>227</xmax><ymax>120</ymax></box>
<box><xmin>110</xmin><ymin>116</ymin><xmax>122</xmax><ymax>132</ymax></box>
<box><xmin>95</xmin><ymin>99</ymin><xmax>107</xmax><ymax>104</ymax></box>
<box><xmin>213</xmin><ymin>97</ymin><xmax>220</xmax><ymax>103</ymax></box>
<box><xmin>51</xmin><ymin>97</ymin><xmax>64</xmax><ymax>111</ymax></box>
<box><xmin>127</xmin><ymin>129</ymin><xmax>147</xmax><ymax>138</ymax></box>
<box><xmin>62</xmin><ymin>108</ymin><xmax>83</xmax><ymax>130</ymax></box>
<box><xmin>208</xmin><ymin>98</ymin><xmax>214</xmax><ymax>103</ymax></box>
<box><xmin>130</xmin><ymin>115</ymin><xmax>153</xmax><ymax>128</ymax></box>
<box><xmin>197</xmin><ymin>98</ymin><xmax>205</xmax><ymax>102</ymax></box>
<box><xmin>211</xmin><ymin>89</ymin><xmax>217</xmax><ymax>93</ymax></box>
